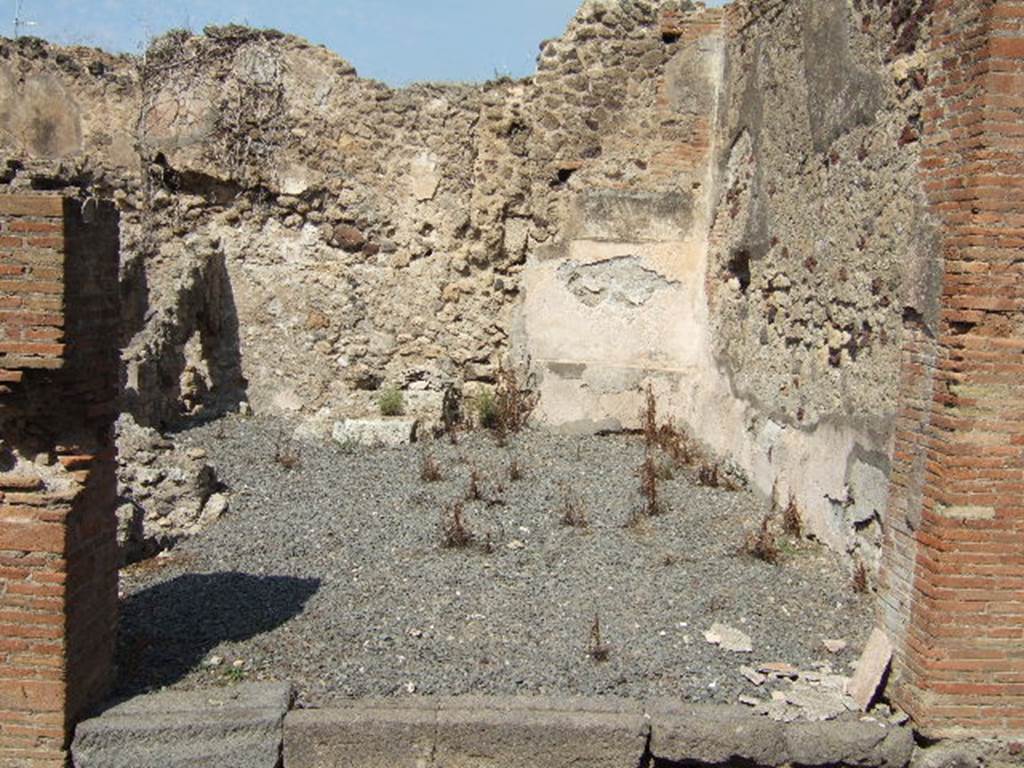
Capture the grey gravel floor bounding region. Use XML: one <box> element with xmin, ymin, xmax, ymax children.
<box><xmin>117</xmin><ymin>414</ymin><xmax>874</xmax><ymax>706</ymax></box>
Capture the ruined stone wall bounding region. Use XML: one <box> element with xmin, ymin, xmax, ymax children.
<box><xmin>515</xmin><ymin>0</ymin><xmax>940</xmax><ymax>562</ymax></box>
<box><xmin>124</xmin><ymin>29</ymin><xmax>514</xmax><ymax>429</ymax></box>
<box><xmin>0</xmin><ymin>39</ymin><xmax>138</xmax><ymax>173</ymax></box>
<box><xmin>0</xmin><ymin>4</ymin><xmax>729</xmax><ymax>555</ymax></box>
<box><xmin>0</xmin><ymin>29</ymin><xmax>517</xmax><ymax>427</ymax></box>
<box><xmin>0</xmin><ymin>1</ymin><xmax>953</xmax><ymax>566</ymax></box>
<box><xmin>675</xmin><ymin>0</ymin><xmax>938</xmax><ymax>557</ymax></box>
<box><xmin>0</xmin><ymin>29</ymin><xmax>528</xmax><ymax>555</ymax></box>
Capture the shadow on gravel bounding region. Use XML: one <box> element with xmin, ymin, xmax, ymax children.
<box><xmin>116</xmin><ymin>572</ymin><xmax>320</xmax><ymax>696</ymax></box>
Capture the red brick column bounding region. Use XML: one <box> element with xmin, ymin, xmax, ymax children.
<box><xmin>0</xmin><ymin>194</ymin><xmax>120</xmax><ymax>767</ymax></box>
<box><xmin>880</xmin><ymin>0</ymin><xmax>1024</xmax><ymax>738</ymax></box>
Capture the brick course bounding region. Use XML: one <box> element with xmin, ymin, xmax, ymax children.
<box><xmin>0</xmin><ymin>195</ymin><xmax>68</xmax><ymax>388</ymax></box>
<box><xmin>881</xmin><ymin>0</ymin><xmax>1024</xmax><ymax>739</ymax></box>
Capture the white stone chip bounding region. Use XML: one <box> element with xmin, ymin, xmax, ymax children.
<box><xmin>704</xmin><ymin>623</ymin><xmax>753</xmax><ymax>653</ymax></box>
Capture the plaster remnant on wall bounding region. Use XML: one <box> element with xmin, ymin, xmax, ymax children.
<box><xmin>557</xmin><ymin>256</ymin><xmax>680</xmax><ymax>309</ymax></box>
<box><xmin>576</xmin><ymin>189</ymin><xmax>694</xmax><ymax>242</ymax></box>
<box><xmin>410</xmin><ymin>153</ymin><xmax>441</xmax><ymax>202</ymax></box>
<box><xmin>547</xmin><ymin>362</ymin><xmax>588</xmax><ymax>380</ymax></box>
<box><xmin>0</xmin><ymin>69</ymin><xmax>84</xmax><ymax>157</ymax></box>
<box><xmin>801</xmin><ymin>0</ymin><xmax>884</xmax><ymax>154</ymax></box>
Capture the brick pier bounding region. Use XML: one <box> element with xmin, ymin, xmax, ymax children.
<box><xmin>881</xmin><ymin>0</ymin><xmax>1024</xmax><ymax>739</ymax></box>
<box><xmin>0</xmin><ymin>194</ymin><xmax>120</xmax><ymax>767</ymax></box>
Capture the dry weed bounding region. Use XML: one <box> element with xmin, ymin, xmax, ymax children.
<box><xmin>852</xmin><ymin>559</ymin><xmax>870</xmax><ymax>594</ymax></box>
<box><xmin>640</xmin><ymin>453</ymin><xmax>665</xmax><ymax>517</ymax></box>
<box><xmin>782</xmin><ymin>494</ymin><xmax>803</xmax><ymax>537</ymax></box>
<box><xmin>559</xmin><ymin>486</ymin><xmax>589</xmax><ymax>528</ymax></box>
<box><xmin>589</xmin><ymin>614</ymin><xmax>610</xmax><ymax>662</ymax></box>
<box><xmin>744</xmin><ymin>516</ymin><xmax>780</xmax><ymax>564</ymax></box>
<box><xmin>441</xmin><ymin>502</ymin><xmax>474</xmax><ymax>549</ymax></box>
<box><xmin>420</xmin><ymin>454</ymin><xmax>443</xmax><ymax>483</ymax></box>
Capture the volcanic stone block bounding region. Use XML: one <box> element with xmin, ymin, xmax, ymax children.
<box><xmin>284</xmin><ymin>697</ymin><xmax>648</xmax><ymax>768</ymax></box>
<box><xmin>284</xmin><ymin>703</ymin><xmax>436</xmax><ymax>768</ymax></box>
<box><xmin>434</xmin><ymin>696</ymin><xmax>648</xmax><ymax>768</ymax></box>
<box><xmin>71</xmin><ymin>683</ymin><xmax>292</xmax><ymax>768</ymax></box>
<box><xmin>647</xmin><ymin>701</ymin><xmax>788</xmax><ymax>766</ymax></box>
<box><xmin>786</xmin><ymin>719</ymin><xmax>914</xmax><ymax>768</ymax></box>
<box><xmin>647</xmin><ymin>700</ymin><xmax>914</xmax><ymax>768</ymax></box>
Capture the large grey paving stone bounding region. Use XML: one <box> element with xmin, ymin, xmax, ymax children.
<box><xmin>284</xmin><ymin>696</ymin><xmax>648</xmax><ymax>768</ymax></box>
<box><xmin>72</xmin><ymin>682</ymin><xmax>292</xmax><ymax>768</ymax></box>
<box><xmin>434</xmin><ymin>696</ymin><xmax>648</xmax><ymax>768</ymax></box>
<box><xmin>647</xmin><ymin>700</ymin><xmax>914</xmax><ymax>768</ymax></box>
<box><xmin>284</xmin><ymin>703</ymin><xmax>436</xmax><ymax>768</ymax></box>
<box><xmin>647</xmin><ymin>702</ymin><xmax>788</xmax><ymax>766</ymax></box>
<box><xmin>786</xmin><ymin>718</ymin><xmax>915</xmax><ymax>768</ymax></box>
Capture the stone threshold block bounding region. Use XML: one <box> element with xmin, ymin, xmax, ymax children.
<box><xmin>71</xmin><ymin>682</ymin><xmax>292</xmax><ymax>768</ymax></box>
<box><xmin>647</xmin><ymin>700</ymin><xmax>914</xmax><ymax>768</ymax></box>
<box><xmin>284</xmin><ymin>696</ymin><xmax>648</xmax><ymax>768</ymax></box>
<box><xmin>284</xmin><ymin>696</ymin><xmax>915</xmax><ymax>768</ymax></box>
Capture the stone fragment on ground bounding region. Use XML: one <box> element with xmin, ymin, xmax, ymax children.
<box><xmin>847</xmin><ymin>628</ymin><xmax>893</xmax><ymax>710</ymax></box>
<box><xmin>760</xmin><ymin>662</ymin><xmax>799</xmax><ymax>679</ymax></box>
<box><xmin>737</xmin><ymin>660</ymin><xmax>859</xmax><ymax>723</ymax></box>
<box><xmin>823</xmin><ymin>638</ymin><xmax>848</xmax><ymax>654</ymax></box>
<box><xmin>332</xmin><ymin>418</ymin><xmax>419</xmax><ymax>448</ymax></box>
<box><xmin>783</xmin><ymin>682</ymin><xmax>849</xmax><ymax>722</ymax></box>
<box><xmin>741</xmin><ymin>666</ymin><xmax>766</xmax><ymax>686</ymax></box>
<box><xmin>704</xmin><ymin>623</ymin><xmax>753</xmax><ymax>653</ymax></box>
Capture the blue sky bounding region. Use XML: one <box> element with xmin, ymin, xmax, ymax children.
<box><xmin>12</xmin><ymin>0</ymin><xmax>726</xmax><ymax>85</ymax></box>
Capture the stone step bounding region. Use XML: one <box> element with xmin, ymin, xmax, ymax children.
<box><xmin>284</xmin><ymin>696</ymin><xmax>646</xmax><ymax>768</ymax></box>
<box><xmin>71</xmin><ymin>682</ymin><xmax>292</xmax><ymax>768</ymax></box>
<box><xmin>284</xmin><ymin>696</ymin><xmax>915</xmax><ymax>768</ymax></box>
